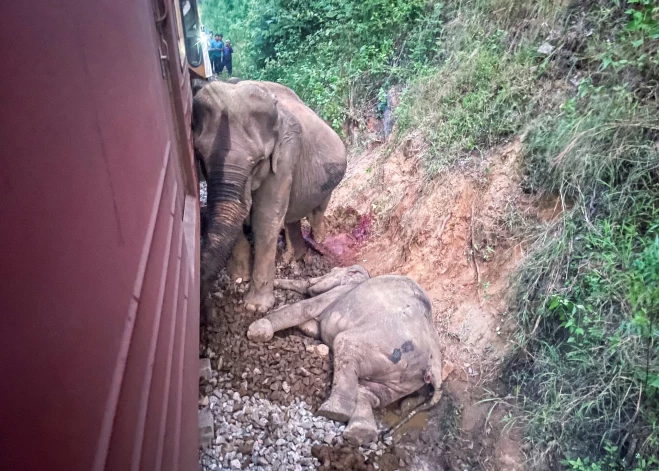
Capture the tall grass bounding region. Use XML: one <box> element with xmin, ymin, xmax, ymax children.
<box><xmin>396</xmin><ymin>29</ymin><xmax>535</xmax><ymax>175</ymax></box>
<box><xmin>510</xmin><ymin>85</ymin><xmax>659</xmax><ymax>468</ymax></box>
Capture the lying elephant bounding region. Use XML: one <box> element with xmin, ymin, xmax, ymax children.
<box><xmin>193</xmin><ymin>80</ymin><xmax>347</xmax><ymax>314</ymax></box>
<box><xmin>247</xmin><ymin>266</ymin><xmax>443</xmax><ymax>445</ymax></box>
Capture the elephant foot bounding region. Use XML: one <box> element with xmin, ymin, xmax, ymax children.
<box><xmin>281</xmin><ymin>246</ymin><xmax>295</xmax><ymax>265</ymax></box>
<box><xmin>317</xmin><ymin>395</ymin><xmax>354</xmax><ymax>423</ymax></box>
<box><xmin>247</xmin><ymin>318</ymin><xmax>274</xmax><ymax>342</ymax></box>
<box><xmin>343</xmin><ymin>418</ymin><xmax>378</xmax><ymax>446</ymax></box>
<box><xmin>283</xmin><ymin>246</ymin><xmax>307</xmax><ymax>263</ymax></box>
<box><xmin>311</xmin><ymin>226</ymin><xmax>326</xmax><ymax>244</ymax></box>
<box><xmin>227</xmin><ymin>231</ymin><xmax>252</xmax><ymax>282</ymax></box>
<box><xmin>284</xmin><ymin>221</ymin><xmax>308</xmax><ymax>264</ymax></box>
<box><xmin>244</xmin><ymin>288</ymin><xmax>275</xmax><ymax>313</ymax></box>
<box><xmin>227</xmin><ymin>255</ymin><xmax>251</xmax><ymax>283</ymax></box>
<box><xmin>294</xmin><ymin>247</ymin><xmax>308</xmax><ymax>261</ymax></box>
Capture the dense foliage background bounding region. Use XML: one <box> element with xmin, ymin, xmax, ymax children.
<box><xmin>200</xmin><ymin>0</ymin><xmax>659</xmax><ymax>469</ymax></box>
<box><xmin>200</xmin><ymin>0</ymin><xmax>442</xmax><ymax>130</ymax></box>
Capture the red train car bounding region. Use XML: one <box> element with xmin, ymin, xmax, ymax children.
<box><xmin>0</xmin><ymin>0</ymin><xmax>207</xmax><ymax>469</ymax></box>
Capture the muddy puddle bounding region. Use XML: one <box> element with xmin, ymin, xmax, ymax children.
<box><xmin>379</xmin><ymin>408</ymin><xmax>430</xmax><ymax>441</ymax></box>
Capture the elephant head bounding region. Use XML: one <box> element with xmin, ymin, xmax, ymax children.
<box><xmin>192</xmin><ymin>81</ymin><xmax>283</xmax><ymax>309</ymax></box>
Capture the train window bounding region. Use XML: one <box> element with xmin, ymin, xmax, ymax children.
<box><xmin>180</xmin><ymin>0</ymin><xmax>202</xmax><ymax>67</ymax></box>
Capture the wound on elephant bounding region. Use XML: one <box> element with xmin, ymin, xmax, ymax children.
<box><xmin>389</xmin><ymin>348</ymin><xmax>402</xmax><ymax>364</ymax></box>
<box><xmin>321</xmin><ymin>162</ymin><xmax>346</xmax><ymax>192</ymax></box>
<box><xmin>390</xmin><ymin>341</ymin><xmax>414</xmax><ymax>364</ymax></box>
<box><xmin>401</xmin><ymin>340</ymin><xmax>414</xmax><ymax>353</ymax></box>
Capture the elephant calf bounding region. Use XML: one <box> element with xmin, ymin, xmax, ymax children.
<box><xmin>247</xmin><ymin>266</ymin><xmax>443</xmax><ymax>445</ymax></box>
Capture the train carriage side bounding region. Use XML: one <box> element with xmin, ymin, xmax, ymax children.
<box><xmin>0</xmin><ymin>0</ymin><xmax>204</xmax><ymax>469</ymax></box>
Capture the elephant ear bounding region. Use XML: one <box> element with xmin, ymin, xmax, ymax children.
<box><xmin>271</xmin><ymin>104</ymin><xmax>302</xmax><ymax>174</ymax></box>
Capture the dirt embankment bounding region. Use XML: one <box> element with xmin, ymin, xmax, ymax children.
<box><xmin>320</xmin><ymin>135</ymin><xmax>556</xmax><ymax>470</ymax></box>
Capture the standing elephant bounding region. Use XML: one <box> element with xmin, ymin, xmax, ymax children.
<box><xmin>247</xmin><ymin>266</ymin><xmax>444</xmax><ymax>445</ymax></box>
<box><xmin>193</xmin><ymin>80</ymin><xmax>347</xmax><ymax>313</ymax></box>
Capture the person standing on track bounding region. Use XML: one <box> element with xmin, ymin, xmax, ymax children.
<box><xmin>209</xmin><ymin>33</ymin><xmax>224</xmax><ymax>75</ymax></box>
<box><xmin>221</xmin><ymin>40</ymin><xmax>233</xmax><ymax>76</ymax></box>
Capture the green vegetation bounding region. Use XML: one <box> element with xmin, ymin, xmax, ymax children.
<box><xmin>396</xmin><ymin>27</ymin><xmax>536</xmax><ymax>175</ymax></box>
<box><xmin>200</xmin><ymin>0</ymin><xmax>659</xmax><ymax>467</ymax></box>
<box><xmin>510</xmin><ymin>82</ymin><xmax>659</xmax><ymax>467</ymax></box>
<box><xmin>200</xmin><ymin>0</ymin><xmax>442</xmax><ymax>130</ymax></box>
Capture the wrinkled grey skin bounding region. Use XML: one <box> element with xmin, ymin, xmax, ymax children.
<box><xmin>247</xmin><ymin>266</ymin><xmax>443</xmax><ymax>445</ymax></box>
<box><xmin>193</xmin><ymin>80</ymin><xmax>346</xmax><ymax>316</ymax></box>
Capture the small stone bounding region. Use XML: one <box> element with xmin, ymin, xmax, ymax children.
<box><xmin>323</xmin><ymin>432</ymin><xmax>335</xmax><ymax>444</ymax></box>
<box><xmin>236</xmin><ymin>278</ymin><xmax>243</xmax><ymax>284</ymax></box>
<box><xmin>282</xmin><ymin>382</ymin><xmax>291</xmax><ymax>393</ymax></box>
<box><xmin>230</xmin><ymin>459</ymin><xmax>242</xmax><ymax>469</ymax></box>
<box><xmin>200</xmin><ymin>396</ymin><xmax>209</xmax><ymax>407</ymax></box>
<box><xmin>442</xmin><ymin>360</ymin><xmax>455</xmax><ymax>381</ymax></box>
<box><xmin>199</xmin><ymin>358</ymin><xmax>212</xmax><ymax>380</ymax></box>
<box><xmin>537</xmin><ymin>42</ymin><xmax>554</xmax><ymax>55</ymax></box>
<box><xmin>314</xmin><ymin>344</ymin><xmax>330</xmax><ymax>358</ymax></box>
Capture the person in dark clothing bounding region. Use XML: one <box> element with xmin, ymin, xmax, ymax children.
<box><xmin>221</xmin><ymin>40</ymin><xmax>233</xmax><ymax>76</ymax></box>
<box><xmin>209</xmin><ymin>34</ymin><xmax>224</xmax><ymax>75</ymax></box>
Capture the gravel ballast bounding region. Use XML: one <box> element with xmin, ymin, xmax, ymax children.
<box><xmin>199</xmin><ymin>254</ymin><xmax>418</xmax><ymax>471</ymax></box>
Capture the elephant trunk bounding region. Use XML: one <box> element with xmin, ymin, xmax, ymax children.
<box><xmin>200</xmin><ymin>165</ymin><xmax>250</xmax><ymax>308</ymax></box>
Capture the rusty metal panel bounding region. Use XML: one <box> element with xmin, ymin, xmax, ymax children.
<box><xmin>0</xmin><ymin>0</ymin><xmax>200</xmax><ymax>470</ymax></box>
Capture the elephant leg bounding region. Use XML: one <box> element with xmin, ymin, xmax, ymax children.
<box><xmin>274</xmin><ymin>278</ymin><xmax>310</xmax><ymax>294</ymax></box>
<box><xmin>318</xmin><ymin>332</ymin><xmax>360</xmax><ymax>422</ymax></box>
<box><xmin>227</xmin><ymin>228</ymin><xmax>252</xmax><ymax>282</ymax></box>
<box><xmin>307</xmin><ymin>265</ymin><xmax>370</xmax><ymax>297</ymax></box>
<box><xmin>344</xmin><ymin>387</ymin><xmax>379</xmax><ymax>445</ymax></box>
<box><xmin>244</xmin><ymin>182</ymin><xmax>291</xmax><ymax>313</ymax></box>
<box><xmin>282</xmin><ymin>220</ymin><xmax>307</xmax><ymax>263</ymax></box>
<box><xmin>306</xmin><ymin>267</ymin><xmax>344</xmax><ymax>296</ymax></box>
<box><xmin>308</xmin><ymin>195</ymin><xmax>331</xmax><ymax>243</ymax></box>
<box><xmin>298</xmin><ymin>319</ymin><xmax>321</xmax><ymax>339</ymax></box>
<box><xmin>282</xmin><ymin>225</ymin><xmax>294</xmax><ymax>265</ymax></box>
<box><xmin>247</xmin><ymin>285</ymin><xmax>353</xmax><ymax>342</ymax></box>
